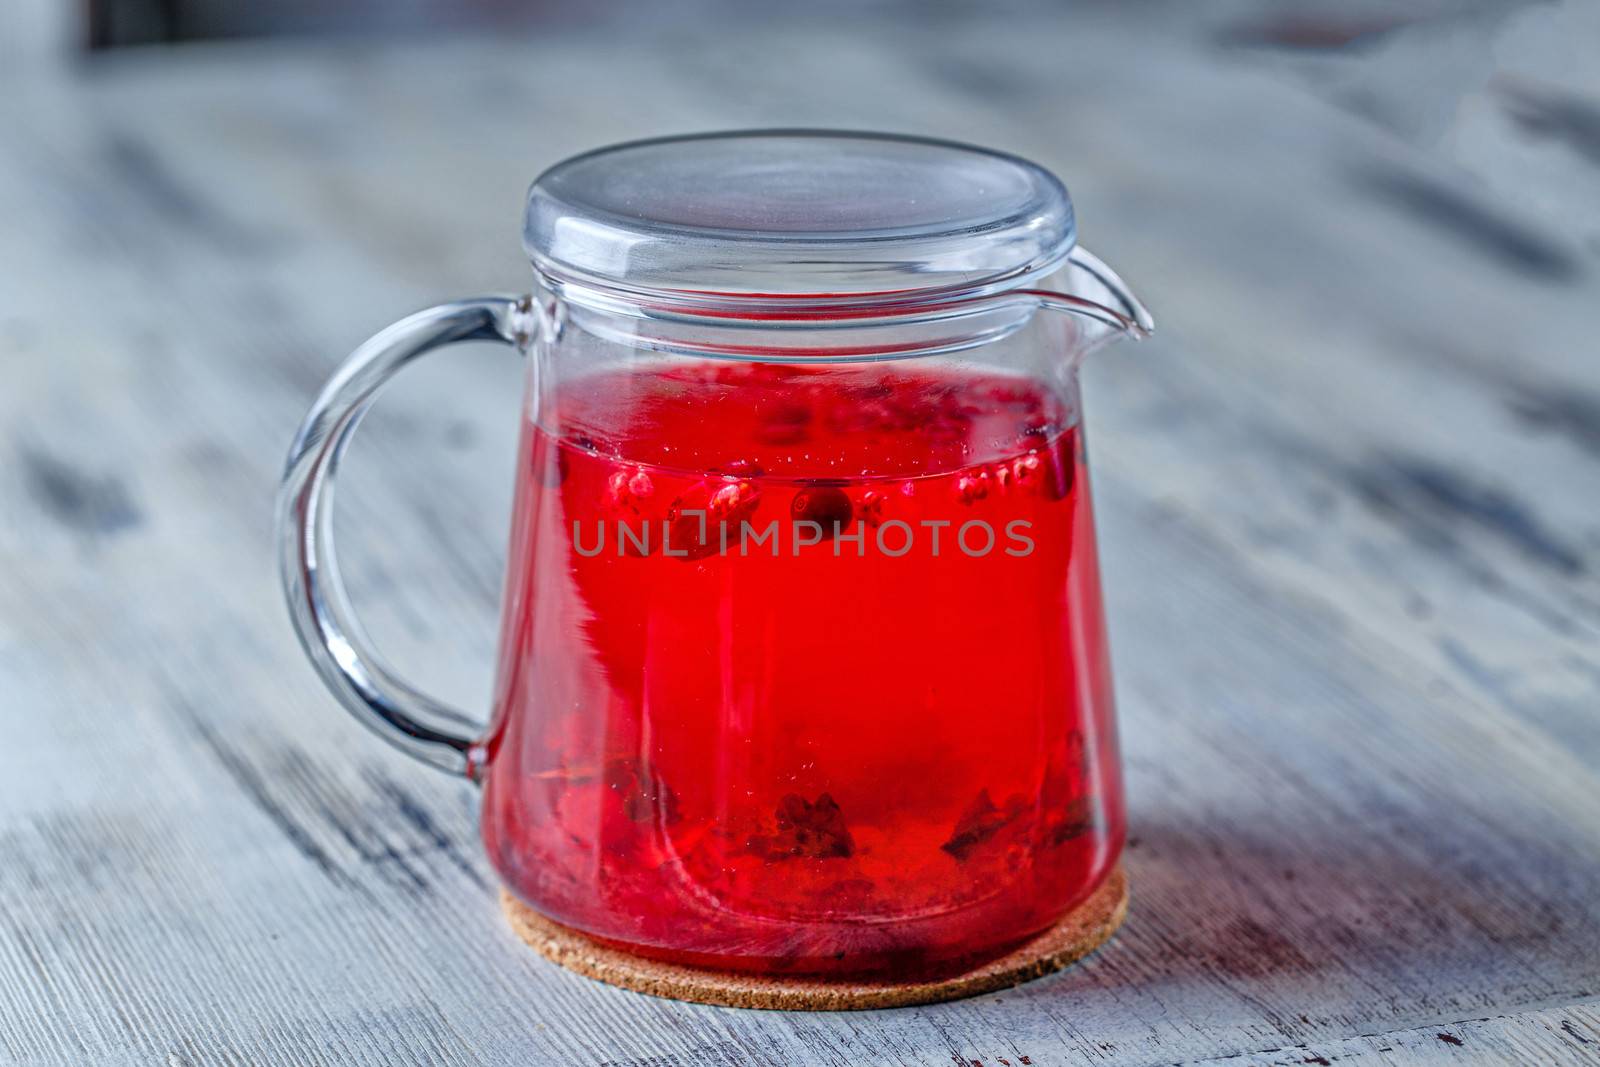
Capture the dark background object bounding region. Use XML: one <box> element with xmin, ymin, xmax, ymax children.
<box><xmin>86</xmin><ymin>0</ymin><xmax>604</xmax><ymax>47</ymax></box>
<box><xmin>82</xmin><ymin>0</ymin><xmax>945</xmax><ymax>48</ymax></box>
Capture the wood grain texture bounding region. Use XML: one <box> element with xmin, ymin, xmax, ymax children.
<box><xmin>2</xmin><ymin>2</ymin><xmax>1598</xmax><ymax>1064</ymax></box>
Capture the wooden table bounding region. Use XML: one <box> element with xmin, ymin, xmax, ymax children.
<box><xmin>4</xmin><ymin>6</ymin><xmax>1599</xmax><ymax>1065</ymax></box>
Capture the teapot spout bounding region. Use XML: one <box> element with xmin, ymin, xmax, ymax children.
<box><xmin>1059</xmin><ymin>247</ymin><xmax>1154</xmax><ymax>338</ymax></box>
<box><xmin>1001</xmin><ymin>246</ymin><xmax>1152</xmax><ymax>367</ymax></box>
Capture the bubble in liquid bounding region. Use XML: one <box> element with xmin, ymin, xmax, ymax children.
<box><xmin>712</xmin><ymin>458</ymin><xmax>766</xmax><ymax>479</ymax></box>
<box><xmin>1019</xmin><ymin>418</ymin><xmax>1063</xmax><ymax>445</ymax></box>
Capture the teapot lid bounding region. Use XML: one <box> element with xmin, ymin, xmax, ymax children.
<box><xmin>524</xmin><ymin>130</ymin><xmax>1076</xmax><ymax>315</ymax></box>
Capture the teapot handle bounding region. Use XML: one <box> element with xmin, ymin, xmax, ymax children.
<box><xmin>277</xmin><ymin>295</ymin><xmax>535</xmax><ymax>779</ymax></box>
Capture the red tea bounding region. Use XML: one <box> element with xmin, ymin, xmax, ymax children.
<box><xmin>479</xmin><ymin>360</ymin><xmax>1124</xmax><ymax>977</ymax></box>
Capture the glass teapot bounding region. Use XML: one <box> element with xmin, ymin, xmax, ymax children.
<box><xmin>279</xmin><ymin>131</ymin><xmax>1152</xmax><ymax>981</ymax></box>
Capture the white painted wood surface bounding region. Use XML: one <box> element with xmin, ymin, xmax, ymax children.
<box><xmin>3</xmin><ymin>4</ymin><xmax>1599</xmax><ymax>1064</ymax></box>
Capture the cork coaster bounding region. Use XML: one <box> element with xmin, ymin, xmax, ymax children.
<box><xmin>501</xmin><ymin>865</ymin><xmax>1127</xmax><ymax>1010</ymax></box>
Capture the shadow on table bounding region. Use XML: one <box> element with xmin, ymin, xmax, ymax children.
<box><xmin>1035</xmin><ymin>817</ymin><xmax>1588</xmax><ymax>1013</ymax></box>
